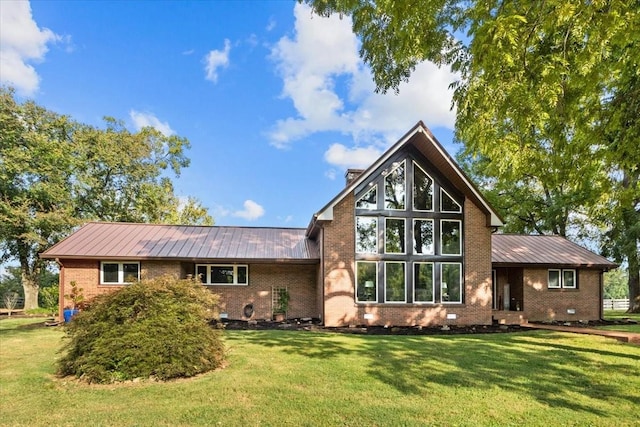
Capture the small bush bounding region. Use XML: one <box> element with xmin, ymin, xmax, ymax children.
<box><xmin>57</xmin><ymin>276</ymin><xmax>224</xmax><ymax>383</ymax></box>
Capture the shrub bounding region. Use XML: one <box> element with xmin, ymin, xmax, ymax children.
<box><xmin>39</xmin><ymin>284</ymin><xmax>59</xmax><ymax>313</ymax></box>
<box><xmin>57</xmin><ymin>276</ymin><xmax>225</xmax><ymax>383</ymax></box>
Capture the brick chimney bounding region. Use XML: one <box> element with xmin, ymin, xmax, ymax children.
<box><xmin>345</xmin><ymin>169</ymin><xmax>364</xmax><ymax>186</ymax></box>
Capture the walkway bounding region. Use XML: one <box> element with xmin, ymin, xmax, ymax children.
<box><xmin>522</xmin><ymin>323</ymin><xmax>640</xmax><ymax>344</ymax></box>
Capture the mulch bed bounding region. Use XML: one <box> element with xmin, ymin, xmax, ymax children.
<box><xmin>217</xmin><ymin>318</ymin><xmax>530</xmax><ymax>335</ymax></box>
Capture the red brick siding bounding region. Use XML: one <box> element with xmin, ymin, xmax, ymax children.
<box><xmin>58</xmin><ymin>259</ymin><xmax>318</xmax><ymax>321</ymax></box>
<box><xmin>523</xmin><ymin>268</ymin><xmax>601</xmax><ymax>321</ymax></box>
<box><xmin>322</xmin><ymin>195</ymin><xmax>494</xmax><ymax>327</ymax></box>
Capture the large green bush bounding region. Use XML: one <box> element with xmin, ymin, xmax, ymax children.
<box><xmin>57</xmin><ymin>276</ymin><xmax>225</xmax><ymax>383</ymax></box>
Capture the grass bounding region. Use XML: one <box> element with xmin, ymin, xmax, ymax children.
<box><xmin>601</xmin><ymin>310</ymin><xmax>640</xmax><ymax>333</ymax></box>
<box><xmin>1</xmin><ymin>317</ymin><xmax>639</xmax><ymax>426</ymax></box>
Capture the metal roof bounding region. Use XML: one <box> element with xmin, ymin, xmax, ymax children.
<box><xmin>492</xmin><ymin>234</ymin><xmax>617</xmax><ymax>269</ymax></box>
<box><xmin>41</xmin><ymin>222</ymin><xmax>319</xmax><ymax>262</ymax></box>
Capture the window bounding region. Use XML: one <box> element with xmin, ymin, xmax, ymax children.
<box><xmin>441</xmin><ymin>188</ymin><xmax>462</xmax><ymax>212</ymax></box>
<box><xmin>197</xmin><ymin>264</ymin><xmax>248</xmax><ymax>285</ymax></box>
<box><xmin>385</xmin><ymin>218</ymin><xmax>405</xmax><ymax>254</ymax></box>
<box><xmin>414</xmin><ymin>263</ymin><xmax>434</xmax><ymax>303</ymax></box>
<box><xmin>441</xmin><ymin>220</ymin><xmax>462</xmax><ymax>255</ymax></box>
<box><xmin>356</xmin><ymin>217</ymin><xmax>378</xmax><ymax>253</ymax></box>
<box><xmin>441</xmin><ymin>263</ymin><xmax>462</xmax><ymax>303</ymax></box>
<box><xmin>385</xmin><ymin>262</ymin><xmax>406</xmax><ymax>302</ymax></box>
<box><xmin>413</xmin><ymin>162</ymin><xmax>433</xmax><ymax>211</ymax></box>
<box><xmin>548</xmin><ymin>269</ymin><xmax>576</xmax><ymax>289</ymax></box>
<box><xmin>413</xmin><ymin>219</ymin><xmax>434</xmax><ymax>255</ymax></box>
<box><xmin>356</xmin><ymin>185</ymin><xmax>377</xmax><ymax>209</ymax></box>
<box><xmin>356</xmin><ymin>262</ymin><xmax>377</xmax><ymax>302</ymax></box>
<box><xmin>384</xmin><ymin>161</ymin><xmax>405</xmax><ymax>210</ymax></box>
<box><xmin>100</xmin><ymin>261</ymin><xmax>140</xmax><ymax>284</ymax></box>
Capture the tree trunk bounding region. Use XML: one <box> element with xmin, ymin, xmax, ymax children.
<box><xmin>21</xmin><ymin>268</ymin><xmax>40</xmax><ymax>310</ymax></box>
<box><xmin>628</xmin><ymin>252</ymin><xmax>640</xmax><ymax>313</ymax></box>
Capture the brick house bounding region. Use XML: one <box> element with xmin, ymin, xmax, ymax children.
<box><xmin>41</xmin><ymin>122</ymin><xmax>616</xmax><ymax>326</ymax></box>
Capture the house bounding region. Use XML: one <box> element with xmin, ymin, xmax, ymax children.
<box><xmin>41</xmin><ymin>122</ymin><xmax>617</xmax><ymax>326</ymax></box>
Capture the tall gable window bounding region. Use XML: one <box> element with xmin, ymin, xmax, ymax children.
<box><xmin>101</xmin><ymin>261</ymin><xmax>140</xmax><ymax>285</ymax></box>
<box><xmin>384</xmin><ymin>161</ymin><xmax>406</xmax><ymax>210</ymax></box>
<box><xmin>354</xmin><ymin>155</ymin><xmax>464</xmax><ymax>304</ymax></box>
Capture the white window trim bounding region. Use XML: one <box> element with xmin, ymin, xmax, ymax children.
<box><xmin>384</xmin><ymin>261</ymin><xmax>407</xmax><ymax>303</ymax></box>
<box><xmin>356</xmin><ymin>216</ymin><xmax>378</xmax><ymax>254</ymax></box>
<box><xmin>356</xmin><ymin>184</ymin><xmax>377</xmax><ymax>210</ymax></box>
<box><xmin>197</xmin><ymin>264</ymin><xmax>248</xmax><ymax>286</ymax></box>
<box><xmin>440</xmin><ymin>219</ymin><xmax>462</xmax><ymax>255</ymax></box>
<box><xmin>384</xmin><ymin>159</ymin><xmax>406</xmax><ymax>211</ymax></box>
<box><xmin>548</xmin><ymin>269</ymin><xmax>576</xmax><ymax>289</ymax></box>
<box><xmin>414</xmin><ymin>262</ymin><xmax>435</xmax><ymax>303</ymax></box>
<box><xmin>100</xmin><ymin>261</ymin><xmax>140</xmax><ymax>285</ymax></box>
<box><xmin>356</xmin><ymin>261</ymin><xmax>378</xmax><ymax>303</ymax></box>
<box><xmin>441</xmin><ymin>262</ymin><xmax>463</xmax><ymax>304</ymax></box>
<box><xmin>413</xmin><ymin>161</ymin><xmax>434</xmax><ymax>212</ymax></box>
<box><xmin>385</xmin><ymin>217</ymin><xmax>406</xmax><ymax>255</ymax></box>
<box><xmin>440</xmin><ymin>188</ymin><xmax>462</xmax><ymax>213</ymax></box>
<box><xmin>413</xmin><ymin>218</ymin><xmax>435</xmax><ymax>255</ymax></box>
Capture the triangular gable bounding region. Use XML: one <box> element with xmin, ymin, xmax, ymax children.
<box><xmin>307</xmin><ymin>122</ymin><xmax>503</xmax><ymax>236</ymax></box>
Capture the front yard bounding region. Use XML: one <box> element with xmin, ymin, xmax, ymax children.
<box><xmin>1</xmin><ymin>317</ymin><xmax>638</xmax><ymax>426</ymax></box>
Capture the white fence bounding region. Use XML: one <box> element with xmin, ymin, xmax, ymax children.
<box><xmin>603</xmin><ymin>299</ymin><xmax>629</xmax><ymax>310</ymax></box>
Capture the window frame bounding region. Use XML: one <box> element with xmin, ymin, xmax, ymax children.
<box><xmin>356</xmin><ymin>185</ymin><xmax>377</xmax><ymax>210</ymax></box>
<box><xmin>413</xmin><ymin>161</ymin><xmax>434</xmax><ymax>212</ymax></box>
<box><xmin>440</xmin><ymin>262</ymin><xmax>462</xmax><ymax>304</ymax></box>
<box><xmin>383</xmin><ymin>160</ymin><xmax>406</xmax><ymax>211</ymax></box>
<box><xmin>356</xmin><ymin>216</ymin><xmax>378</xmax><ymax>254</ymax></box>
<box><xmin>440</xmin><ymin>188</ymin><xmax>462</xmax><ymax>213</ymax></box>
<box><xmin>196</xmin><ymin>264</ymin><xmax>249</xmax><ymax>286</ymax></box>
<box><xmin>413</xmin><ymin>218</ymin><xmax>434</xmax><ymax>255</ymax></box>
<box><xmin>385</xmin><ymin>217</ymin><xmax>406</xmax><ymax>254</ymax></box>
<box><xmin>384</xmin><ymin>261</ymin><xmax>406</xmax><ymax>303</ymax></box>
<box><xmin>356</xmin><ymin>261</ymin><xmax>378</xmax><ymax>303</ymax></box>
<box><xmin>548</xmin><ymin>269</ymin><xmax>576</xmax><ymax>289</ymax></box>
<box><xmin>414</xmin><ymin>262</ymin><xmax>435</xmax><ymax>303</ymax></box>
<box><xmin>440</xmin><ymin>219</ymin><xmax>462</xmax><ymax>255</ymax></box>
<box><xmin>100</xmin><ymin>261</ymin><xmax>140</xmax><ymax>285</ymax></box>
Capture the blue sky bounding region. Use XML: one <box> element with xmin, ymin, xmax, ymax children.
<box><xmin>1</xmin><ymin>0</ymin><xmax>460</xmax><ymax>229</ymax></box>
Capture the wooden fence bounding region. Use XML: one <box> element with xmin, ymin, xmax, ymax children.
<box><xmin>603</xmin><ymin>299</ymin><xmax>630</xmax><ymax>310</ymax></box>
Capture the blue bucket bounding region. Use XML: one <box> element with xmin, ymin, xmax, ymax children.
<box><xmin>63</xmin><ymin>308</ymin><xmax>79</xmax><ymax>323</ymax></box>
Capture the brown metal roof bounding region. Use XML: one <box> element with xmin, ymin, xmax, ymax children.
<box><xmin>492</xmin><ymin>234</ymin><xmax>617</xmax><ymax>269</ymax></box>
<box><xmin>41</xmin><ymin>222</ymin><xmax>319</xmax><ymax>262</ymax></box>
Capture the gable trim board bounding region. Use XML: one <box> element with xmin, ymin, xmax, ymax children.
<box><xmin>41</xmin><ymin>122</ymin><xmax>616</xmax><ymax>326</ymax></box>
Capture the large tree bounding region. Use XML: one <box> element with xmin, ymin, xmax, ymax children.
<box><xmin>305</xmin><ymin>0</ymin><xmax>639</xmax><ymax>311</ymax></box>
<box><xmin>0</xmin><ymin>88</ymin><xmax>212</xmax><ymax>309</ymax></box>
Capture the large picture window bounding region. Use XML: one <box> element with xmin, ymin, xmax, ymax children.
<box><xmin>385</xmin><ymin>218</ymin><xmax>405</xmax><ymax>254</ymax></box>
<box><xmin>441</xmin><ymin>263</ymin><xmax>462</xmax><ymax>303</ymax></box>
<box><xmin>101</xmin><ymin>261</ymin><xmax>140</xmax><ymax>285</ymax></box>
<box><xmin>356</xmin><ymin>217</ymin><xmax>378</xmax><ymax>253</ymax></box>
<box><xmin>197</xmin><ymin>264</ymin><xmax>248</xmax><ymax>285</ymax></box>
<box><xmin>414</xmin><ymin>263</ymin><xmax>434</xmax><ymax>303</ymax></box>
<box><xmin>385</xmin><ymin>262</ymin><xmax>406</xmax><ymax>302</ymax></box>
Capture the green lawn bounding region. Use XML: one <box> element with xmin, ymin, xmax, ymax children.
<box><xmin>1</xmin><ymin>318</ymin><xmax>639</xmax><ymax>427</ymax></box>
<box><xmin>602</xmin><ymin>310</ymin><xmax>640</xmax><ymax>333</ymax></box>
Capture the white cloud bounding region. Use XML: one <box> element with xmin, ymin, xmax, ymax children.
<box><xmin>204</xmin><ymin>39</ymin><xmax>231</xmax><ymax>83</ymax></box>
<box><xmin>129</xmin><ymin>110</ymin><xmax>175</xmax><ymax>136</ymax></box>
<box><xmin>324</xmin><ymin>143</ymin><xmax>382</xmax><ymax>170</ymax></box>
<box><xmin>233</xmin><ymin>200</ymin><xmax>265</xmax><ymax>221</ymax></box>
<box><xmin>268</xmin><ymin>3</ymin><xmax>457</xmax><ymax>153</ymax></box>
<box><xmin>0</xmin><ymin>0</ymin><xmax>62</xmax><ymax>95</ymax></box>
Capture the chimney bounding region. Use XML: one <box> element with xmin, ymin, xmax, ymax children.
<box><xmin>345</xmin><ymin>169</ymin><xmax>364</xmax><ymax>186</ymax></box>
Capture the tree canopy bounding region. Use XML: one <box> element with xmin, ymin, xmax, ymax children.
<box><xmin>0</xmin><ymin>87</ymin><xmax>212</xmax><ymax>309</ymax></box>
<box><xmin>305</xmin><ymin>0</ymin><xmax>640</xmax><ymax>311</ymax></box>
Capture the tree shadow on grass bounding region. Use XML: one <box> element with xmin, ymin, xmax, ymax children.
<box><xmin>228</xmin><ymin>330</ymin><xmax>640</xmax><ymax>417</ymax></box>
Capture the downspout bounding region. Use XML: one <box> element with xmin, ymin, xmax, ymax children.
<box><xmin>599</xmin><ymin>270</ymin><xmax>604</xmax><ymax>320</ymax></box>
<box><xmin>55</xmin><ymin>258</ymin><xmax>64</xmax><ymax>321</ymax></box>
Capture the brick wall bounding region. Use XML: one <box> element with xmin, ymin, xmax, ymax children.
<box><xmin>321</xmin><ymin>196</ymin><xmax>494</xmax><ymax>327</ymax></box>
<box><xmin>58</xmin><ymin>259</ymin><xmax>318</xmax><ymax>321</ymax></box>
<box><xmin>523</xmin><ymin>268</ymin><xmax>601</xmax><ymax>321</ymax></box>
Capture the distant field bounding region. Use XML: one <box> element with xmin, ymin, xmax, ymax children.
<box><xmin>1</xmin><ymin>317</ymin><xmax>639</xmax><ymax>426</ymax></box>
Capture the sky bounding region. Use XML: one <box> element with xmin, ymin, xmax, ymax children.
<box><xmin>1</xmin><ymin>0</ymin><xmax>460</xmax><ymax>230</ymax></box>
